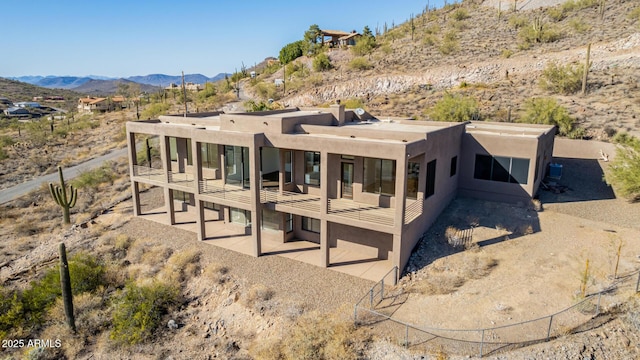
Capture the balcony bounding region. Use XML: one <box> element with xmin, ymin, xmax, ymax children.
<box><xmin>168</xmin><ymin>171</ymin><xmax>195</xmax><ymax>188</ymax></box>
<box><xmin>199</xmin><ymin>179</ymin><xmax>251</xmax><ymax>204</ymax></box>
<box><xmin>259</xmin><ymin>188</ymin><xmax>321</xmax><ymax>213</ymax></box>
<box><xmin>328</xmin><ymin>198</ymin><xmax>395</xmax><ymax>227</ymax></box>
<box><xmin>132</xmin><ymin>165</ymin><xmax>165</xmax><ymax>183</ymax></box>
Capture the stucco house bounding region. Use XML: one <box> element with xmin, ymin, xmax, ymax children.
<box><xmin>78</xmin><ymin>96</ymin><xmax>126</xmax><ymax>113</ymax></box>
<box><xmin>126</xmin><ymin>105</ymin><xmax>555</xmax><ymax>281</ymax></box>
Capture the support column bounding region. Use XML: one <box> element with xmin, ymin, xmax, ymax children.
<box><xmin>196</xmin><ymin>200</ymin><xmax>205</xmax><ymax>241</ymax></box>
<box><xmin>249</xmin><ymin>140</ymin><xmax>262</xmax><ymax>257</ymax></box>
<box><xmin>192</xmin><ymin>140</ymin><xmax>205</xmax><ymax>240</ymax></box>
<box><xmin>165</xmin><ymin>188</ymin><xmax>176</xmax><ymax>225</ymax></box>
<box><xmin>126</xmin><ymin>130</ymin><xmax>141</xmax><ymax>216</ymax></box>
<box><xmin>319</xmin><ymin>151</ymin><xmax>330</xmax><ymax>267</ymax></box>
<box><xmin>393</xmin><ymin>149</ymin><xmax>408</xmax><ymax>272</ymax></box>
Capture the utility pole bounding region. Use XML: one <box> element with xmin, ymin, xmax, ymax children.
<box><xmin>182</xmin><ymin>71</ymin><xmax>188</xmax><ymax>117</ymax></box>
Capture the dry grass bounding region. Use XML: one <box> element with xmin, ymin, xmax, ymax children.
<box><xmin>411</xmin><ymin>253</ymin><xmax>498</xmax><ymax>295</ymax></box>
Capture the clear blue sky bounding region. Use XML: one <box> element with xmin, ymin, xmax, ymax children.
<box><xmin>1</xmin><ymin>0</ymin><xmax>445</xmax><ymax>78</ymax></box>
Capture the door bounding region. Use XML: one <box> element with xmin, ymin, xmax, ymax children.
<box><xmin>342</xmin><ymin>162</ymin><xmax>354</xmax><ymax>199</ymax></box>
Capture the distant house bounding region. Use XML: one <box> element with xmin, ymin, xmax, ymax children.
<box><xmin>77</xmin><ymin>96</ymin><xmax>126</xmax><ymax>113</ymax></box>
<box><xmin>0</xmin><ymin>97</ymin><xmax>13</xmax><ymax>106</ymax></box>
<box><xmin>320</xmin><ymin>29</ymin><xmax>360</xmax><ymax>47</ymax></box>
<box><xmin>15</xmin><ymin>101</ymin><xmax>41</xmax><ymax>108</ymax></box>
<box><xmin>165</xmin><ymin>82</ymin><xmax>202</xmax><ymax>91</ymax></box>
<box><xmin>4</xmin><ymin>107</ymin><xmax>30</xmax><ymax>117</ymax></box>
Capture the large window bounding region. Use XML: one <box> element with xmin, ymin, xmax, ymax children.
<box><xmin>173</xmin><ymin>190</ymin><xmax>191</xmax><ymax>202</ymax></box>
<box><xmin>201</xmin><ymin>143</ymin><xmax>218</xmax><ymax>169</ymax></box>
<box><xmin>284</xmin><ymin>151</ymin><xmax>293</xmax><ymax>184</ymax></box>
<box><xmin>407</xmin><ymin>162</ymin><xmax>420</xmax><ymax>199</ymax></box>
<box><xmin>285</xmin><ymin>213</ymin><xmax>293</xmax><ymax>233</ymax></box>
<box><xmin>225</xmin><ymin>145</ymin><xmax>250</xmax><ymax>188</ymax></box>
<box><xmin>304</xmin><ymin>151</ymin><xmax>320</xmax><ymax>186</ymax></box>
<box><xmin>363</xmin><ymin>158</ymin><xmax>396</xmax><ymax>196</ymax></box>
<box><xmin>425</xmin><ymin>159</ymin><xmax>437</xmax><ymax>199</ymax></box>
<box><xmin>474</xmin><ymin>155</ymin><xmax>530</xmax><ymax>184</ymax></box>
<box><xmin>261</xmin><ymin>209</ymin><xmax>280</xmax><ymax>231</ymax></box>
<box><xmin>301</xmin><ymin>216</ymin><xmax>320</xmax><ymax>233</ymax></box>
<box><xmin>230</xmin><ymin>208</ymin><xmax>250</xmax><ymax>226</ymax></box>
<box><xmin>169</xmin><ymin>137</ymin><xmax>192</xmax><ymax>165</ymax></box>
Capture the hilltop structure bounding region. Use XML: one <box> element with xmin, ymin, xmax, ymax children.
<box><xmin>126</xmin><ymin>105</ymin><xmax>554</xmax><ymax>281</ymax></box>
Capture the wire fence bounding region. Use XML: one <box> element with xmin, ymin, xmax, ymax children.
<box><xmin>354</xmin><ymin>268</ymin><xmax>640</xmax><ymax>358</ymax></box>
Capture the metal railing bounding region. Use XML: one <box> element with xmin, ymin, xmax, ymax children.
<box><xmin>259</xmin><ymin>188</ymin><xmax>321</xmax><ymax>212</ymax></box>
<box><xmin>404</xmin><ymin>198</ymin><xmax>423</xmax><ymax>224</ymax></box>
<box><xmin>354</xmin><ymin>269</ymin><xmax>640</xmax><ymax>357</ymax></box>
<box><xmin>328</xmin><ymin>198</ymin><xmax>395</xmax><ymax>226</ymax></box>
<box><xmin>168</xmin><ymin>171</ymin><xmax>195</xmax><ymax>187</ymax></box>
<box><xmin>198</xmin><ymin>179</ymin><xmax>251</xmax><ymax>204</ymax></box>
<box><xmin>132</xmin><ymin>165</ymin><xmax>165</xmax><ymax>182</ymax></box>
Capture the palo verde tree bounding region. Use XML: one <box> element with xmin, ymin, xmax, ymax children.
<box><xmin>352</xmin><ymin>25</ymin><xmax>377</xmax><ymax>56</ymax></box>
<box><xmin>49</xmin><ymin>166</ymin><xmax>78</xmax><ymax>224</ymax></box>
<box><xmin>279</xmin><ymin>40</ymin><xmax>307</xmax><ymax>64</ymax></box>
<box><xmin>304</xmin><ymin>24</ymin><xmax>323</xmax><ymax>54</ymax></box>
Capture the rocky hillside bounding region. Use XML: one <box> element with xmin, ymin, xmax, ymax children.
<box><xmin>250</xmin><ymin>0</ymin><xmax>640</xmax><ymax>139</ymax></box>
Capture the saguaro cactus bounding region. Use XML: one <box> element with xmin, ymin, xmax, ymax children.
<box><xmin>49</xmin><ymin>166</ymin><xmax>78</xmax><ymax>224</ymax></box>
<box><xmin>59</xmin><ymin>242</ymin><xmax>76</xmax><ymax>332</ymax></box>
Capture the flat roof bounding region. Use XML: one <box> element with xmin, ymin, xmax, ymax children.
<box><xmin>465</xmin><ymin>121</ymin><xmax>555</xmax><ymax>137</ymax></box>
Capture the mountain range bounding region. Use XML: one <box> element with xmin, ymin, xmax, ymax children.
<box><xmin>6</xmin><ymin>73</ymin><xmax>229</xmax><ymax>91</ymax></box>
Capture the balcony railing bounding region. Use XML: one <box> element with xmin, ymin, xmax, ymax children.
<box><xmin>404</xmin><ymin>198</ymin><xmax>423</xmax><ymax>224</ymax></box>
<box><xmin>260</xmin><ymin>188</ymin><xmax>321</xmax><ymax>213</ymax></box>
<box><xmin>328</xmin><ymin>198</ymin><xmax>395</xmax><ymax>227</ymax></box>
<box><xmin>132</xmin><ymin>165</ymin><xmax>165</xmax><ymax>183</ymax></box>
<box><xmin>199</xmin><ymin>179</ymin><xmax>251</xmax><ymax>204</ymax></box>
<box><xmin>168</xmin><ymin>171</ymin><xmax>195</xmax><ymax>188</ymax></box>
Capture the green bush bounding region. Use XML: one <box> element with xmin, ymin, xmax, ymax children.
<box><xmin>348</xmin><ymin>57</ymin><xmax>373</xmax><ymax>70</ymax></box>
<box><xmin>110</xmin><ymin>281</ymin><xmax>179</xmax><ymax>344</ymax></box>
<box><xmin>312</xmin><ymin>53</ymin><xmax>332</xmax><ymax>72</ymax></box>
<box><xmin>608</xmin><ymin>133</ymin><xmax>640</xmax><ymax>202</ymax></box>
<box><xmin>518</xmin><ymin>18</ymin><xmax>561</xmax><ymax>47</ymax></box>
<box><xmin>569</xmin><ymin>18</ymin><xmax>591</xmax><ymax>33</ymax></box>
<box><xmin>141</xmin><ymin>102</ymin><xmax>170</xmax><ymax>120</ymax></box>
<box><xmin>452</xmin><ymin>8</ymin><xmax>470</xmax><ymax>21</ymax></box>
<box><xmin>509</xmin><ymin>15</ymin><xmax>528</xmax><ymax>29</ymax></box>
<box><xmin>519</xmin><ymin>97</ymin><xmax>575</xmax><ymax>136</ymax></box>
<box><xmin>351</xmin><ymin>27</ymin><xmax>376</xmax><ymax>56</ymax></box>
<box><xmin>0</xmin><ymin>253</ymin><xmax>105</xmax><ymax>336</ymax></box>
<box><xmin>539</xmin><ymin>62</ymin><xmax>584</xmax><ymax>95</ymax></box>
<box><xmin>629</xmin><ymin>7</ymin><xmax>640</xmax><ymax>24</ymax></box>
<box><xmin>72</xmin><ymin>163</ymin><xmax>116</xmax><ymax>189</ymax></box>
<box><xmin>0</xmin><ymin>147</ymin><xmax>7</xmax><ymax>161</ymax></box>
<box><xmin>429</xmin><ymin>93</ymin><xmax>479</xmax><ymax>122</ymax></box>
<box><xmin>439</xmin><ymin>31</ymin><xmax>459</xmax><ymax>55</ymax></box>
<box><xmin>279</xmin><ymin>40</ymin><xmax>307</xmax><ymax>64</ymax></box>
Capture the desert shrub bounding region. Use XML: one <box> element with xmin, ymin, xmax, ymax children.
<box><xmin>140</xmin><ymin>102</ymin><xmax>169</xmax><ymax>120</ymax></box>
<box><xmin>348</xmin><ymin>57</ymin><xmax>373</xmax><ymax>70</ymax></box>
<box><xmin>312</xmin><ymin>53</ymin><xmax>332</xmax><ymax>72</ymax></box>
<box><xmin>607</xmin><ymin>133</ymin><xmax>640</xmax><ymax>202</ymax></box>
<box><xmin>72</xmin><ymin>162</ymin><xmax>116</xmax><ymax>189</ymax></box>
<box><xmin>379</xmin><ymin>43</ymin><xmax>393</xmax><ymax>55</ymax></box>
<box><xmin>509</xmin><ymin>15</ymin><xmax>528</xmax><ymax>29</ymax></box>
<box><xmin>452</xmin><ymin>8</ymin><xmax>470</xmax><ymax>21</ymax></box>
<box><xmin>0</xmin><ymin>147</ymin><xmax>7</xmax><ymax>161</ymax></box>
<box><xmin>0</xmin><ymin>253</ymin><xmax>105</xmax><ymax>336</ymax></box>
<box><xmin>253</xmin><ymin>81</ymin><xmax>279</xmax><ymax>100</ymax></box>
<box><xmin>351</xmin><ymin>31</ymin><xmax>376</xmax><ymax>56</ymax></box>
<box><xmin>569</xmin><ymin>18</ymin><xmax>590</xmax><ymax>33</ymax></box>
<box><xmin>342</xmin><ymin>98</ymin><xmax>365</xmax><ymax>109</ymax></box>
<box><xmin>562</xmin><ymin>0</ymin><xmax>598</xmax><ymax>12</ymax></box>
<box><xmin>519</xmin><ymin>97</ymin><xmax>575</xmax><ymax>136</ymax></box>
<box><xmin>518</xmin><ymin>18</ymin><xmax>561</xmax><ymax>47</ymax></box>
<box><xmin>429</xmin><ymin>93</ymin><xmax>479</xmax><ymax>122</ymax></box>
<box><xmin>547</xmin><ymin>7</ymin><xmax>566</xmax><ymax>21</ymax></box>
<box><xmin>308</xmin><ymin>74</ymin><xmax>323</xmax><ymax>86</ymax></box>
<box><xmin>539</xmin><ymin>62</ymin><xmax>584</xmax><ymax>95</ymax></box>
<box><xmin>423</xmin><ymin>34</ymin><xmax>437</xmax><ymax>46</ymax></box>
<box><xmin>501</xmin><ymin>49</ymin><xmax>514</xmax><ymax>58</ymax></box>
<box><xmin>629</xmin><ymin>7</ymin><xmax>640</xmax><ymax>26</ymax></box>
<box><xmin>0</xmin><ymin>134</ymin><xmax>14</xmax><ymax>147</ymax></box>
<box><xmin>110</xmin><ymin>280</ymin><xmax>179</xmax><ymax>344</ymax></box>
<box><xmin>439</xmin><ymin>31</ymin><xmax>459</xmax><ymax>55</ymax></box>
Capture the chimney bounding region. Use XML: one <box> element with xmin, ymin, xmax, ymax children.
<box><xmin>330</xmin><ymin>99</ymin><xmax>346</xmax><ymax>126</ymax></box>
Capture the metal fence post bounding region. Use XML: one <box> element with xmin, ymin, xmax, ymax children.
<box><xmin>480</xmin><ymin>329</ymin><xmax>485</xmax><ymax>358</ymax></box>
<box><xmin>369</xmin><ymin>288</ymin><xmax>374</xmax><ymax>308</ymax></box>
<box><xmin>636</xmin><ymin>271</ymin><xmax>640</xmax><ymax>293</ymax></box>
<box><xmin>547</xmin><ymin>315</ymin><xmax>553</xmax><ymax>341</ymax></box>
<box><xmin>354</xmin><ymin>305</ymin><xmax>358</xmax><ymax>322</ymax></box>
<box><xmin>596</xmin><ymin>293</ymin><xmax>602</xmax><ymax>315</ymax></box>
<box><xmin>405</xmin><ymin>324</ymin><xmax>409</xmax><ymax>349</ymax></box>
<box><xmin>381</xmin><ymin>277</ymin><xmax>385</xmax><ymax>300</ymax></box>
